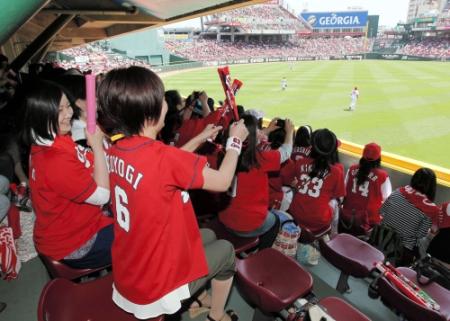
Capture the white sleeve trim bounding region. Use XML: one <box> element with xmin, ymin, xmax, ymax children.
<box><xmin>85</xmin><ymin>186</ymin><xmax>110</xmax><ymax>205</ymax></box>
<box><xmin>381</xmin><ymin>177</ymin><xmax>392</xmax><ymax>201</ymax></box>
<box><xmin>278</xmin><ymin>143</ymin><xmax>292</xmax><ymax>164</ymax></box>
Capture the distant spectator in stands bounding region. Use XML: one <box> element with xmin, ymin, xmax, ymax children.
<box><xmin>160</xmin><ymin>90</ymin><xmax>184</xmax><ymax>146</ymax></box>
<box><xmin>380</xmin><ymin>167</ymin><xmax>441</xmax><ymax>265</ymax></box>
<box><xmin>219</xmin><ymin>114</ymin><xmax>294</xmax><ymax>249</ymax></box>
<box><xmin>341</xmin><ymin>142</ymin><xmax>392</xmax><ymax>235</ymax></box>
<box><xmin>21</xmin><ymin>80</ymin><xmax>113</xmax><ymax>269</ymax></box>
<box><xmin>291</xmin><ymin>125</ymin><xmax>312</xmax><ymax>161</ymax></box>
<box><xmin>281</xmin><ymin>128</ymin><xmax>346</xmax><ymax>233</ymax></box>
<box><xmin>97</xmin><ymin>66</ymin><xmax>248</xmax><ymax>321</ymax></box>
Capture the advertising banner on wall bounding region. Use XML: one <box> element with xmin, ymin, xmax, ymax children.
<box><xmin>300</xmin><ymin>11</ymin><xmax>368</xmax><ymax>29</ymax></box>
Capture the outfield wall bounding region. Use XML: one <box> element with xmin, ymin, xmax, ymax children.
<box><xmin>192</xmin><ymin>53</ymin><xmax>448</xmax><ymax>66</ymax></box>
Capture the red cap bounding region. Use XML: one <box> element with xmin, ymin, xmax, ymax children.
<box><xmin>363</xmin><ymin>142</ymin><xmax>381</xmax><ymax>161</ymax></box>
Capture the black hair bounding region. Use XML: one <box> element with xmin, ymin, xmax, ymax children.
<box><xmin>238</xmin><ymin>114</ymin><xmax>260</xmax><ymax>172</ymax></box>
<box><xmin>356</xmin><ymin>158</ymin><xmax>381</xmax><ymax>185</ymax></box>
<box><xmin>237</xmin><ymin>105</ymin><xmax>245</xmax><ymax>117</ymax></box>
<box><xmin>57</xmin><ymin>75</ymin><xmax>86</xmax><ymax>120</ymax></box>
<box><xmin>294</xmin><ymin>125</ymin><xmax>312</xmax><ymax>148</ymax></box>
<box><xmin>160</xmin><ymin>90</ymin><xmax>183</xmax><ymax>144</ymax></box>
<box><xmin>309</xmin><ymin>129</ymin><xmax>336</xmax><ymax>179</ymax></box>
<box><xmin>207</xmin><ymin>97</ymin><xmax>215</xmax><ymax>112</ymax></box>
<box><xmin>218</xmin><ymin>114</ymin><xmax>260</xmax><ymax>172</ymax></box>
<box><xmin>97</xmin><ymin>66</ymin><xmax>165</xmax><ymax>137</ymax></box>
<box><xmin>268</xmin><ymin>127</ymin><xmax>286</xmax><ymax>150</ymax></box>
<box><xmin>410</xmin><ymin>167</ymin><xmax>437</xmax><ymax>201</ymax></box>
<box><xmin>20</xmin><ymin>80</ymin><xmax>66</xmax><ymax>146</ymax></box>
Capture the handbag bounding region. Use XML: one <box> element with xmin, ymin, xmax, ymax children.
<box><xmin>413</xmin><ymin>255</ymin><xmax>450</xmax><ymax>290</ymax></box>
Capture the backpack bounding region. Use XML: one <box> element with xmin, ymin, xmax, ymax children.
<box><xmin>272</xmin><ymin>211</ymin><xmax>301</xmax><ymax>258</ymax></box>
<box><xmin>413</xmin><ymin>255</ymin><xmax>450</xmax><ymax>290</ymax></box>
<box><xmin>368</xmin><ymin>224</ymin><xmax>405</xmax><ymax>266</ymax></box>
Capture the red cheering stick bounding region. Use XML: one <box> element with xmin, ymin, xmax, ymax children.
<box><xmin>232</xmin><ymin>79</ymin><xmax>243</xmax><ymax>96</ymax></box>
<box><xmin>375</xmin><ymin>262</ymin><xmax>440</xmax><ymax>311</ymax></box>
<box><xmin>218</xmin><ymin>66</ymin><xmax>240</xmax><ymax>121</ymax></box>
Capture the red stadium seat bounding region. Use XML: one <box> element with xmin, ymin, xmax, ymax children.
<box><xmin>377</xmin><ymin>267</ymin><xmax>450</xmax><ymax>321</ymax></box>
<box><xmin>319</xmin><ymin>233</ymin><xmax>385</xmax><ymax>293</ymax></box>
<box><xmin>318</xmin><ymin>297</ymin><xmax>371</xmax><ymax>321</ymax></box>
<box><xmin>236</xmin><ymin>248</ymin><xmax>313</xmax><ymax>314</ymax></box>
<box><xmin>39</xmin><ymin>254</ymin><xmax>110</xmax><ymax>281</ymax></box>
<box><xmin>205</xmin><ymin>219</ymin><xmax>259</xmax><ymax>255</ymax></box>
<box><xmin>37</xmin><ymin>274</ymin><xmax>164</xmax><ymax>321</ymax></box>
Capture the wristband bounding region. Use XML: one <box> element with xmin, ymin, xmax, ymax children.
<box><xmin>226</xmin><ymin>136</ymin><xmax>242</xmax><ymax>155</ymax></box>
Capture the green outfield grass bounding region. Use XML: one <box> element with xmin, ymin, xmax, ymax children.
<box><xmin>161</xmin><ymin>60</ymin><xmax>450</xmax><ymax>169</ymax></box>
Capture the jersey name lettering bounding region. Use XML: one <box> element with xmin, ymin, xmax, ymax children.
<box><xmin>106</xmin><ymin>155</ymin><xmax>144</xmax><ymax>190</ymax></box>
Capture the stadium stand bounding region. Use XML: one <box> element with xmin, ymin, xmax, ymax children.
<box><xmin>55</xmin><ymin>43</ymin><xmax>152</xmax><ymax>74</ymax></box>
<box><xmin>397</xmin><ymin>38</ymin><xmax>450</xmax><ymax>59</ymax></box>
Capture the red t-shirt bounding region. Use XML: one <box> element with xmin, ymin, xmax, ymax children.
<box><xmin>176</xmin><ymin>110</ymin><xmax>223</xmax><ymax>147</ymax></box>
<box><xmin>106</xmin><ymin>136</ymin><xmax>208</xmax><ymax>304</ymax></box>
<box><xmin>29</xmin><ymin>135</ymin><xmax>112</xmax><ymax>260</ymax></box>
<box><xmin>342</xmin><ymin>165</ymin><xmax>389</xmax><ymax>225</ymax></box>
<box><xmin>281</xmin><ymin>158</ymin><xmax>345</xmax><ymax>232</ymax></box>
<box><xmin>268</xmin><ymin>160</ymin><xmax>293</xmax><ymax>209</ymax></box>
<box><xmin>219</xmin><ymin>150</ymin><xmax>280</xmax><ymax>232</ymax></box>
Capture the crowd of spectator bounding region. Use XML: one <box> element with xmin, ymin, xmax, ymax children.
<box><xmin>165</xmin><ymin>37</ymin><xmax>371</xmax><ymax>61</ymax></box>
<box><xmin>397</xmin><ymin>38</ymin><xmax>450</xmax><ymax>58</ymax></box>
<box><xmin>55</xmin><ymin>43</ymin><xmax>152</xmax><ymax>74</ymax></box>
<box><xmin>208</xmin><ymin>3</ymin><xmax>306</xmax><ymax>32</ymax></box>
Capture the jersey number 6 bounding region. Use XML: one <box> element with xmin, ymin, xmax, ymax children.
<box><xmin>115</xmin><ymin>185</ymin><xmax>130</xmax><ymax>232</ymax></box>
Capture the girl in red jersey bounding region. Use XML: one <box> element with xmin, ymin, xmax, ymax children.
<box><xmin>341</xmin><ymin>142</ymin><xmax>392</xmax><ymax>234</ymax></box>
<box><xmin>21</xmin><ymin>80</ymin><xmax>113</xmax><ymax>269</ymax></box>
<box><xmin>97</xmin><ymin>66</ymin><xmax>248</xmax><ymax>321</ymax></box>
<box><xmin>281</xmin><ymin>129</ymin><xmax>346</xmax><ymax>233</ymax></box>
<box><xmin>218</xmin><ymin>114</ymin><xmax>295</xmax><ymax>249</ymax></box>
<box><xmin>291</xmin><ymin>125</ymin><xmax>312</xmax><ymax>161</ymax></box>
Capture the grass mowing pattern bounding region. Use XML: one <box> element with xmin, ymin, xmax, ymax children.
<box><xmin>161</xmin><ymin>60</ymin><xmax>450</xmax><ymax>169</ymax></box>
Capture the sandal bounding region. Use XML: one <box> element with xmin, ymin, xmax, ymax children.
<box><xmin>206</xmin><ymin>309</ymin><xmax>239</xmax><ymax>321</ymax></box>
<box><xmin>188</xmin><ymin>292</ymin><xmax>211</xmax><ymax>318</ymax></box>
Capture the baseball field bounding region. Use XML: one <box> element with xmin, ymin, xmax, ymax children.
<box><xmin>161</xmin><ymin>60</ymin><xmax>450</xmax><ymax>168</ymax></box>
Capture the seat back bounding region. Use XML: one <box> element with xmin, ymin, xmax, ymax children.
<box><xmin>38</xmin><ymin>274</ymin><xmax>165</xmax><ymax>321</ymax></box>
<box><xmin>39</xmin><ymin>254</ymin><xmax>109</xmax><ymax>281</ymax></box>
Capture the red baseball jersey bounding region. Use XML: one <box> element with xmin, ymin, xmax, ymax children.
<box><xmin>291</xmin><ymin>146</ymin><xmax>312</xmax><ymax>161</ymax></box>
<box><xmin>268</xmin><ymin>160</ymin><xmax>293</xmax><ymax>209</ymax></box>
<box><xmin>29</xmin><ymin>135</ymin><xmax>112</xmax><ymax>260</ymax></box>
<box><xmin>342</xmin><ymin>165</ymin><xmax>389</xmax><ymax>225</ymax></box>
<box><xmin>281</xmin><ymin>158</ymin><xmax>345</xmax><ymax>232</ymax></box>
<box><xmin>219</xmin><ymin>150</ymin><xmax>280</xmax><ymax>232</ymax></box>
<box><xmin>106</xmin><ymin>136</ymin><xmax>208</xmax><ymax>304</ymax></box>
